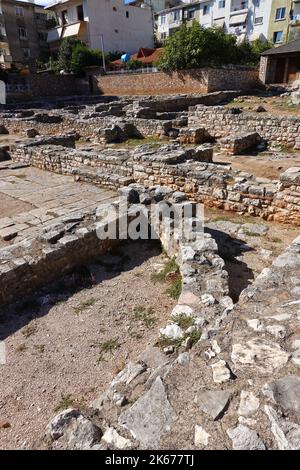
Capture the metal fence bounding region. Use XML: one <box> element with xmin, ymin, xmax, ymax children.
<box><xmin>6</xmin><ymin>84</ymin><xmax>31</xmax><ymax>93</ymax></box>
<box><xmin>106</xmin><ymin>66</ymin><xmax>158</xmax><ymax>75</ymax></box>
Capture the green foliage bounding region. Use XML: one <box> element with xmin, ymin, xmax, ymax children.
<box><xmin>70</xmin><ymin>44</ymin><xmax>102</xmax><ymax>76</ymax></box>
<box><xmin>151</xmin><ymin>257</ymin><xmax>179</xmax><ymax>284</ymax></box>
<box><xmin>126</xmin><ymin>59</ymin><xmax>142</xmax><ymax>70</ymax></box>
<box><xmin>166</xmin><ymin>276</ymin><xmax>182</xmax><ymax>300</ymax></box>
<box><xmin>156</xmin><ymin>22</ymin><xmax>271</xmax><ymax>71</ymax></box>
<box><xmin>171</xmin><ymin>313</ymin><xmax>194</xmax><ymax>329</ymax></box>
<box><xmin>57</xmin><ymin>37</ymin><xmax>83</xmax><ymax>73</ymax></box>
<box><xmin>53</xmin><ymin>38</ymin><xmax>104</xmax><ymax>75</ymax></box>
<box><xmin>107</xmin><ymin>50</ymin><xmax>124</xmax><ymax>62</ymax></box>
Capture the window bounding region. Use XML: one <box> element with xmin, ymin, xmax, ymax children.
<box><xmin>113</xmin><ymin>6</ymin><xmax>117</xmax><ymax>11</ymax></box>
<box><xmin>160</xmin><ymin>14</ymin><xmax>166</xmax><ymax>24</ymax></box>
<box><xmin>23</xmin><ymin>48</ymin><xmax>30</xmax><ymax>58</ymax></box>
<box><xmin>275</xmin><ymin>7</ymin><xmax>286</xmax><ymax>20</ymax></box>
<box><xmin>18</xmin><ymin>27</ymin><xmax>27</xmax><ymax>39</ymax></box>
<box><xmin>203</xmin><ymin>4</ymin><xmax>210</xmax><ymax>15</ymax></box>
<box><xmin>273</xmin><ymin>30</ymin><xmax>283</xmax><ymax>43</ymax></box>
<box><xmin>61</xmin><ymin>10</ymin><xmax>68</xmax><ymax>25</ymax></box>
<box><xmin>254</xmin><ymin>16</ymin><xmax>263</xmax><ymax>24</ymax></box>
<box><xmin>173</xmin><ymin>10</ymin><xmax>180</xmax><ymax>21</ymax></box>
<box><xmin>126</xmin><ymin>11</ymin><xmax>129</xmax><ymax>18</ymax></box>
<box><xmin>15</xmin><ymin>6</ymin><xmax>24</xmax><ymax>17</ymax></box>
<box><xmin>161</xmin><ymin>32</ymin><xmax>167</xmax><ymax>40</ymax></box>
<box><xmin>188</xmin><ymin>8</ymin><xmax>195</xmax><ymax>20</ymax></box>
<box><xmin>77</xmin><ymin>5</ymin><xmax>84</xmax><ymax>21</ymax></box>
<box><xmin>218</xmin><ymin>0</ymin><xmax>225</xmax><ymax>8</ymax></box>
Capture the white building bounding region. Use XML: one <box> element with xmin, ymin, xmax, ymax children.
<box><xmin>46</xmin><ymin>0</ymin><xmax>154</xmax><ymax>54</ymax></box>
<box><xmin>156</xmin><ymin>0</ymin><xmax>272</xmax><ymax>43</ymax></box>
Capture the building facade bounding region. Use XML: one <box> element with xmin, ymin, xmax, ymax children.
<box><xmin>46</xmin><ymin>0</ymin><xmax>154</xmax><ymax>54</ymax></box>
<box><xmin>155</xmin><ymin>0</ymin><xmax>272</xmax><ymax>44</ymax></box>
<box><xmin>0</xmin><ymin>0</ymin><xmax>49</xmax><ymax>70</ymax></box>
<box><xmin>267</xmin><ymin>1</ymin><xmax>300</xmax><ymax>45</ymax></box>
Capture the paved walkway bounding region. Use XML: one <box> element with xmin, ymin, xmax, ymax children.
<box><xmin>0</xmin><ymin>163</ymin><xmax>117</xmax><ymax>246</ymax></box>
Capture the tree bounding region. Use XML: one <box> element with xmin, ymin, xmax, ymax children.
<box><xmin>156</xmin><ymin>22</ymin><xmax>271</xmax><ymax>71</ymax></box>
<box><xmin>126</xmin><ymin>59</ymin><xmax>142</xmax><ymax>70</ymax></box>
<box><xmin>57</xmin><ymin>38</ymin><xmax>83</xmax><ymax>73</ymax></box>
<box><xmin>70</xmin><ymin>44</ymin><xmax>103</xmax><ymax>76</ymax></box>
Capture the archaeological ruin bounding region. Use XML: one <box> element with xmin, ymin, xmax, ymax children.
<box><xmin>1</xmin><ymin>88</ymin><xmax>300</xmax><ymax>451</ymax></box>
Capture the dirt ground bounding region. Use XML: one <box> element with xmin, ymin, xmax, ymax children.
<box><xmin>0</xmin><ymin>193</ymin><xmax>34</xmax><ymax>219</ymax></box>
<box><xmin>214</xmin><ymin>149</ymin><xmax>300</xmax><ymax>179</ymax></box>
<box><xmin>226</xmin><ymin>93</ymin><xmax>300</xmax><ymax>116</ymax></box>
<box><xmin>0</xmin><ymin>241</ymin><xmax>175</xmax><ymax>450</ymax></box>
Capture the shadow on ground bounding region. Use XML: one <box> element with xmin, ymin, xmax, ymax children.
<box><xmin>206</xmin><ymin>227</ymin><xmax>255</xmax><ymax>303</ymax></box>
<box><xmin>0</xmin><ymin>239</ymin><xmax>162</xmax><ymax>341</ymax></box>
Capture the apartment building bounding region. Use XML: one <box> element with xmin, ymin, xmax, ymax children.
<box><xmin>0</xmin><ymin>0</ymin><xmax>49</xmax><ymax>70</ymax></box>
<box><xmin>46</xmin><ymin>0</ymin><xmax>154</xmax><ymax>54</ymax></box>
<box><xmin>129</xmin><ymin>0</ymin><xmax>181</xmax><ymax>14</ymax></box>
<box><xmin>267</xmin><ymin>1</ymin><xmax>300</xmax><ymax>44</ymax></box>
<box><xmin>156</xmin><ymin>0</ymin><xmax>272</xmax><ymax>43</ymax></box>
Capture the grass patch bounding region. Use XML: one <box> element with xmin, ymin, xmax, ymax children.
<box><xmin>54</xmin><ymin>393</ymin><xmax>76</xmax><ymax>413</ymax></box>
<box><xmin>22</xmin><ymin>323</ymin><xmax>37</xmax><ymax>339</ymax></box>
<box><xmin>156</xmin><ymin>334</ymin><xmax>182</xmax><ymax>349</ymax></box>
<box><xmin>269</xmin><ymin>236</ymin><xmax>282</xmax><ymax>243</ymax></box>
<box><xmin>242</xmin><ymin>230</ymin><xmax>261</xmax><ymax>237</ymax></box>
<box><xmin>187</xmin><ymin>329</ymin><xmax>202</xmax><ymax>346</ymax></box>
<box><xmin>166</xmin><ymin>276</ymin><xmax>182</xmax><ymax>300</ymax></box>
<box><xmin>156</xmin><ymin>329</ymin><xmax>201</xmax><ymax>350</ymax></box>
<box><xmin>15</xmin><ymin>343</ymin><xmax>27</xmax><ymax>353</ymax></box>
<box><xmin>151</xmin><ymin>258</ymin><xmax>179</xmax><ymax>284</ymax></box>
<box><xmin>171</xmin><ymin>313</ymin><xmax>194</xmax><ymax>329</ymax></box>
<box><xmin>34</xmin><ymin>344</ymin><xmax>45</xmax><ymax>354</ymax></box>
<box><xmin>73</xmin><ymin>298</ymin><xmax>96</xmax><ymax>314</ymax></box>
<box><xmin>133</xmin><ymin>306</ymin><xmax>157</xmax><ymax>328</ymax></box>
<box><xmin>91</xmin><ymin>338</ymin><xmax>121</xmax><ymax>362</ymax></box>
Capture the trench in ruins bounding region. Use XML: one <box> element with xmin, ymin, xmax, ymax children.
<box><xmin>0</xmin><ymin>238</ymin><xmax>179</xmax><ymax>449</ymax></box>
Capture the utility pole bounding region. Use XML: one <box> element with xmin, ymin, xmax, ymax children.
<box><xmin>100</xmin><ymin>33</ymin><xmax>106</xmax><ymax>73</ymax></box>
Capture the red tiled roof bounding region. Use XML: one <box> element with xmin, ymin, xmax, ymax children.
<box><xmin>111</xmin><ymin>48</ymin><xmax>164</xmax><ymax>68</ymax></box>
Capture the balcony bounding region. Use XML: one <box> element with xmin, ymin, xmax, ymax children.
<box><xmin>230</xmin><ymin>0</ymin><xmax>248</xmax><ymax>14</ymax></box>
<box><xmin>47</xmin><ymin>20</ymin><xmax>87</xmax><ymax>44</ymax></box>
<box><xmin>290</xmin><ymin>14</ymin><xmax>300</xmax><ymax>26</ymax></box>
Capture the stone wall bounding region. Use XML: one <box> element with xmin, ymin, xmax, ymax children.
<box><xmin>189</xmin><ymin>105</ymin><xmax>300</xmax><ymax>148</ymax></box>
<box><xmin>9</xmin><ymin>141</ymin><xmax>300</xmax><ymax>225</ymax></box>
<box><xmin>95</xmin><ymin>68</ymin><xmax>260</xmax><ymax>96</ymax></box>
<box><xmin>7</xmin><ymin>74</ymin><xmax>87</xmax><ymax>102</ymax></box>
<box><xmin>0</xmin><ymin>219</ymin><xmax>117</xmax><ymax>307</ymax></box>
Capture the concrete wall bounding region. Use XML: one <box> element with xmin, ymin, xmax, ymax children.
<box><xmin>95</xmin><ymin>68</ymin><xmax>260</xmax><ymax>96</ymax></box>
